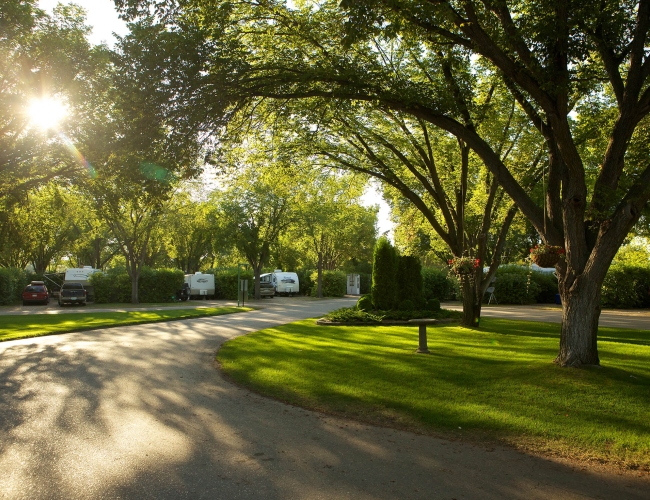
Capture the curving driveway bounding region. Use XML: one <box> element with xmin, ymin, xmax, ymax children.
<box><xmin>0</xmin><ymin>298</ymin><xmax>648</xmax><ymax>499</ymax></box>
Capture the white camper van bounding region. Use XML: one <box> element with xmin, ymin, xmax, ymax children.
<box><xmin>64</xmin><ymin>267</ymin><xmax>100</xmax><ymax>301</ymax></box>
<box><xmin>184</xmin><ymin>272</ymin><xmax>215</xmax><ymax>299</ymax></box>
<box><xmin>271</xmin><ymin>270</ymin><xmax>300</xmax><ymax>296</ymax></box>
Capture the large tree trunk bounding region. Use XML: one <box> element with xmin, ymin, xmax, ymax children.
<box><xmin>131</xmin><ymin>275</ymin><xmax>139</xmax><ymax>304</ymax></box>
<box><xmin>555</xmin><ymin>273</ymin><xmax>602</xmax><ymax>367</ymax></box>
<box><xmin>317</xmin><ymin>250</ymin><xmax>323</xmax><ymax>298</ymax></box>
<box><xmin>125</xmin><ymin>257</ymin><xmax>140</xmax><ymax>304</ymax></box>
<box><xmin>460</xmin><ymin>277</ymin><xmax>481</xmax><ymax>327</ymax></box>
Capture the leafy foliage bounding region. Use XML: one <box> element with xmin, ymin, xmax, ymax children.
<box><xmin>90</xmin><ymin>267</ymin><xmax>183</xmax><ymax>303</ymax></box>
<box><xmin>309</xmin><ymin>270</ymin><xmax>346</xmax><ymax>297</ymax></box>
<box><xmin>295</xmin><ymin>268</ymin><xmax>315</xmax><ymax>297</ymax></box>
<box><xmin>492</xmin><ymin>273</ymin><xmax>540</xmax><ymax>305</ymax></box>
<box><xmin>356</xmin><ymin>294</ymin><xmax>373</xmax><ymax>312</ymax></box>
<box><xmin>322</xmin><ymin>307</ymin><xmax>384</xmax><ymax>324</ymax></box>
<box><xmin>422</xmin><ymin>267</ymin><xmax>455</xmax><ymax>301</ymax></box>
<box><xmin>359</xmin><ymin>272</ymin><xmax>372</xmax><ymax>294</ymax></box>
<box><xmin>427</xmin><ymin>298</ymin><xmax>441</xmax><ymax>312</ymax></box>
<box><xmin>371</xmin><ymin>236</ymin><xmax>399</xmax><ymax>310</ymax></box>
<box><xmin>397</xmin><ymin>299</ymin><xmax>415</xmax><ymax>311</ymax></box>
<box><xmin>205</xmin><ymin>268</ymin><xmax>254</xmax><ymax>300</ymax></box>
<box><xmin>0</xmin><ymin>267</ymin><xmax>28</xmax><ymax>305</ymax></box>
<box><xmin>601</xmin><ymin>265</ymin><xmax>650</xmax><ymax>309</ymax></box>
<box><xmin>397</xmin><ymin>255</ymin><xmax>424</xmax><ymax>308</ymax></box>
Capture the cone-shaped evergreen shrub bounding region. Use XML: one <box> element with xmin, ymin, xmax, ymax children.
<box><xmin>371</xmin><ymin>236</ymin><xmax>399</xmax><ymax>310</ymax></box>
<box><xmin>397</xmin><ymin>255</ymin><xmax>425</xmax><ymax>308</ymax></box>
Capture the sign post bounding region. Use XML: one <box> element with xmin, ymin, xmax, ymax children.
<box><xmin>240</xmin><ymin>279</ymin><xmax>248</xmax><ymax>306</ymax></box>
<box><xmin>237</xmin><ymin>263</ymin><xmax>248</xmax><ymax>307</ymax></box>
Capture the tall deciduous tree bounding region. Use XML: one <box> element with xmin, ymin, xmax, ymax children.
<box><xmin>0</xmin><ymin>2</ymin><xmax>100</xmax><ymax>211</ymax></box>
<box><xmin>293</xmin><ymin>169</ymin><xmax>377</xmax><ymax>297</ymax></box>
<box><xmin>113</xmin><ymin>0</ymin><xmax>650</xmax><ymax>366</ymax></box>
<box><xmin>76</xmin><ymin>22</ymin><xmax>203</xmax><ymax>302</ymax></box>
<box><xmin>164</xmin><ymin>192</ymin><xmax>220</xmax><ymax>273</ymax></box>
<box><xmin>214</xmin><ymin>168</ymin><xmax>294</xmax><ymax>300</ymax></box>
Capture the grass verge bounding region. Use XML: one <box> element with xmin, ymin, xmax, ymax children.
<box><xmin>0</xmin><ymin>307</ymin><xmax>252</xmax><ymax>342</ymax></box>
<box><xmin>217</xmin><ymin>317</ymin><xmax>650</xmax><ymax>470</ymax></box>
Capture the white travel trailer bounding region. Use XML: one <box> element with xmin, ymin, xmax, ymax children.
<box><xmin>271</xmin><ymin>270</ymin><xmax>300</xmax><ymax>296</ymax></box>
<box><xmin>184</xmin><ymin>272</ymin><xmax>215</xmax><ymax>299</ymax></box>
<box><xmin>64</xmin><ymin>266</ymin><xmax>100</xmax><ymax>300</ymax></box>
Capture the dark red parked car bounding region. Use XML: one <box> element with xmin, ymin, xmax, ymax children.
<box><xmin>22</xmin><ymin>281</ymin><xmax>50</xmax><ymax>306</ymax></box>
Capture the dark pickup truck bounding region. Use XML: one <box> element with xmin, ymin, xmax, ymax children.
<box><xmin>58</xmin><ymin>282</ymin><xmax>87</xmax><ymax>306</ymax></box>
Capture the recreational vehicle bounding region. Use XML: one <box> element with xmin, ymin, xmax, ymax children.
<box><xmin>184</xmin><ymin>272</ymin><xmax>215</xmax><ymax>299</ymax></box>
<box><xmin>64</xmin><ymin>267</ymin><xmax>100</xmax><ymax>301</ymax></box>
<box><xmin>271</xmin><ymin>270</ymin><xmax>300</xmax><ymax>296</ymax></box>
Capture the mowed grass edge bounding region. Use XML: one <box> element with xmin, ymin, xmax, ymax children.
<box><xmin>0</xmin><ymin>307</ymin><xmax>253</xmax><ymax>342</ymax></box>
<box><xmin>217</xmin><ymin>317</ymin><xmax>650</xmax><ymax>470</ymax></box>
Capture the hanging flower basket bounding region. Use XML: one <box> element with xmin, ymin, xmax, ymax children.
<box><xmin>529</xmin><ymin>245</ymin><xmax>565</xmax><ymax>267</ymax></box>
<box><xmin>448</xmin><ymin>257</ymin><xmax>481</xmax><ymax>276</ymax></box>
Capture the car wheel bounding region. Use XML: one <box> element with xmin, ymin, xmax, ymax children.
<box><xmin>22</xmin><ymin>300</ymin><xmax>27</xmax><ymax>306</ymax></box>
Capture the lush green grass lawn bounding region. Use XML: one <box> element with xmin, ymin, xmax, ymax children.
<box><xmin>0</xmin><ymin>307</ymin><xmax>252</xmax><ymax>342</ymax></box>
<box><xmin>217</xmin><ymin>318</ymin><xmax>650</xmax><ymax>469</ymax></box>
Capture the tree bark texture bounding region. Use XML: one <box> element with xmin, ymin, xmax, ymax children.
<box><xmin>460</xmin><ymin>277</ymin><xmax>481</xmax><ymax>327</ymax></box>
<box><xmin>556</xmin><ymin>277</ymin><xmax>601</xmax><ymax>367</ymax></box>
<box><xmin>317</xmin><ymin>250</ymin><xmax>323</xmax><ymax>298</ymax></box>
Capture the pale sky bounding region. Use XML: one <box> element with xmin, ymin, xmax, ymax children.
<box><xmin>38</xmin><ymin>0</ymin><xmax>129</xmax><ymax>47</ymax></box>
<box><xmin>37</xmin><ymin>0</ymin><xmax>394</xmax><ymax>238</ymax></box>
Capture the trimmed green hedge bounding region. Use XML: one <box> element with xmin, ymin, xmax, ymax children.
<box><xmin>371</xmin><ymin>237</ymin><xmax>399</xmax><ymax>309</ymax></box>
<box><xmin>205</xmin><ymin>268</ymin><xmax>254</xmax><ymax>300</ymax></box>
<box><xmin>0</xmin><ymin>268</ymin><xmax>28</xmax><ymax>305</ymax></box>
<box><xmin>422</xmin><ymin>267</ymin><xmax>455</xmax><ymax>301</ymax></box>
<box><xmin>90</xmin><ymin>268</ymin><xmax>184</xmax><ymax>303</ymax></box>
<box><xmin>397</xmin><ymin>256</ymin><xmax>425</xmax><ymax>308</ymax></box>
<box><xmin>296</xmin><ymin>268</ymin><xmax>315</xmax><ymax>296</ymax></box>
<box><xmin>359</xmin><ymin>273</ymin><xmax>371</xmax><ymax>295</ymax></box>
<box><xmin>491</xmin><ymin>266</ymin><xmax>557</xmax><ymax>305</ymax></box>
<box><xmin>602</xmin><ymin>265</ymin><xmax>650</xmax><ymax>309</ymax></box>
<box><xmin>310</xmin><ymin>270</ymin><xmax>346</xmax><ymax>297</ymax></box>
<box><xmin>492</xmin><ymin>272</ymin><xmax>540</xmax><ymax>305</ymax></box>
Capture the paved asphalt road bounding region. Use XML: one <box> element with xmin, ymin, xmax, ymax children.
<box><xmin>1</xmin><ymin>298</ymin><xmax>648</xmax><ymax>499</ymax></box>
<box><xmin>443</xmin><ymin>303</ymin><xmax>650</xmax><ymax>330</ymax></box>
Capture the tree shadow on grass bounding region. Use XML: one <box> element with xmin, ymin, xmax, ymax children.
<box><xmin>1</xmin><ymin>307</ymin><xmax>649</xmax><ymax>499</ymax></box>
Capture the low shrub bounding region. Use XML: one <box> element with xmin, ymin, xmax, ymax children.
<box><xmin>397</xmin><ymin>256</ymin><xmax>425</xmax><ymax>307</ymax></box>
<box><xmin>398</xmin><ymin>299</ymin><xmax>415</xmax><ymax>311</ymax></box>
<box><xmin>323</xmin><ymin>307</ymin><xmax>384</xmax><ymax>323</ymax></box>
<box><xmin>205</xmin><ymin>268</ymin><xmax>254</xmax><ymax>300</ymax></box>
<box><xmin>379</xmin><ymin>308</ymin><xmax>461</xmax><ymax>321</ymax></box>
<box><xmin>531</xmin><ymin>271</ymin><xmax>559</xmax><ymax>303</ymax></box>
<box><xmin>310</xmin><ymin>270</ymin><xmax>347</xmax><ymax>297</ymax></box>
<box><xmin>493</xmin><ymin>272</ymin><xmax>540</xmax><ymax>304</ymax></box>
<box><xmin>91</xmin><ymin>268</ymin><xmax>184</xmax><ymax>303</ymax></box>
<box><xmin>422</xmin><ymin>267</ymin><xmax>455</xmax><ymax>301</ymax></box>
<box><xmin>359</xmin><ymin>273</ymin><xmax>371</xmax><ymax>295</ymax></box>
<box><xmin>427</xmin><ymin>298</ymin><xmax>441</xmax><ymax>311</ymax></box>
<box><xmin>0</xmin><ymin>267</ymin><xmax>28</xmax><ymax>305</ymax></box>
<box><xmin>356</xmin><ymin>294</ymin><xmax>373</xmax><ymax>311</ymax></box>
<box><xmin>296</xmin><ymin>268</ymin><xmax>315</xmax><ymax>296</ymax></box>
<box><xmin>90</xmin><ymin>270</ymin><xmax>131</xmax><ymax>303</ymax></box>
<box><xmin>602</xmin><ymin>265</ymin><xmax>650</xmax><ymax>309</ymax></box>
<box><xmin>139</xmin><ymin>268</ymin><xmax>184</xmax><ymax>303</ymax></box>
